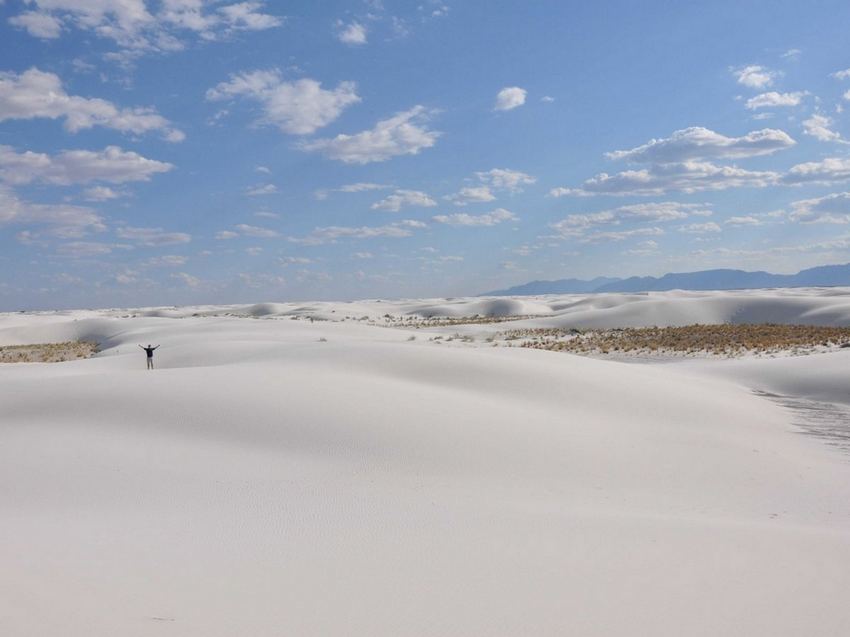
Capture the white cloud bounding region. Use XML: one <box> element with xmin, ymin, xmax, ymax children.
<box><xmin>0</xmin><ymin>145</ymin><xmax>173</xmax><ymax>185</ymax></box>
<box><xmin>476</xmin><ymin>168</ymin><xmax>536</xmax><ymax>192</ymax></box>
<box><xmin>245</xmin><ymin>183</ymin><xmax>278</xmax><ymax>196</ymax></box>
<box><xmin>83</xmin><ymin>186</ymin><xmax>123</xmax><ymax>201</ymax></box>
<box><xmin>116</xmin><ymin>226</ymin><xmax>191</xmax><ymax>246</ymax></box>
<box><xmin>445</xmin><ymin>186</ymin><xmax>496</xmax><ymax>206</ymax></box>
<box><xmin>745</xmin><ymin>91</ymin><xmax>806</xmax><ymax>110</ymax></box>
<box><xmin>802</xmin><ymin>114</ymin><xmax>846</xmax><ymax>143</ymax></box>
<box><xmin>605</xmin><ymin>127</ymin><xmax>795</xmax><ymax>163</ymax></box>
<box><xmin>789</xmin><ymin>192</ymin><xmax>850</xmax><ymax>224</ymax></box>
<box><xmin>446</xmin><ymin>168</ymin><xmax>536</xmax><ymax>205</ymax></box>
<box><xmin>832</xmin><ymin>68</ymin><xmax>850</xmax><ymax>80</ymax></box>
<box><xmin>145</xmin><ymin>255</ymin><xmax>188</xmax><ymax>267</ymax></box>
<box><xmin>725</xmin><ymin>216</ymin><xmax>763</xmax><ymax>226</ymax></box>
<box><xmin>0</xmin><ymin>68</ymin><xmax>183</xmax><ymax>140</ymax></box>
<box><xmin>234</xmin><ymin>223</ymin><xmax>278</xmax><ymax>237</ymax></box>
<box><xmin>215</xmin><ymin>230</ymin><xmax>239</xmax><ymax>239</ymax></box>
<box><xmin>8</xmin><ymin>11</ymin><xmax>63</xmax><ymax>38</ymax></box>
<box><xmin>299</xmin><ymin>105</ymin><xmax>440</xmax><ymax>164</ymax></box>
<box><xmin>0</xmin><ymin>186</ymin><xmax>105</xmax><ymax>237</ymax></box>
<box><xmin>494</xmin><ymin>86</ymin><xmax>527</xmax><ymax>111</ymax></box>
<box><xmin>339</xmin><ymin>182</ymin><xmax>390</xmax><ymax>193</ymax></box>
<box><xmin>556</xmin><ymin>161</ymin><xmax>780</xmax><ymax>197</ymax></box>
<box><xmin>581</xmin><ymin>227</ymin><xmax>664</xmax><ymax>244</ymax></box>
<box><xmin>290</xmin><ymin>222</ymin><xmax>419</xmax><ymax>245</ymax></box>
<box><xmin>782</xmin><ymin>157</ymin><xmax>850</xmax><ymax>185</ymax></box>
<box><xmin>207</xmin><ymin>69</ymin><xmax>360</xmax><ymax>135</ymax></box>
<box><xmin>371</xmin><ymin>189</ymin><xmax>436</xmax><ymax>212</ymax></box>
<box><xmin>9</xmin><ymin>1</ymin><xmax>282</xmax><ymax>53</ymax></box>
<box><xmin>432</xmin><ymin>208</ymin><xmax>517</xmax><ymax>227</ymax></box>
<box><xmin>550</xmin><ymin>202</ymin><xmax>711</xmax><ymax>237</ymax></box>
<box><xmin>172</xmin><ymin>272</ymin><xmax>201</xmax><ymax>287</ymax></box>
<box><xmin>56</xmin><ymin>241</ymin><xmax>126</xmax><ymax>257</ymax></box>
<box><xmin>279</xmin><ymin>256</ymin><xmax>314</xmax><ymax>265</ymax></box>
<box><xmin>678</xmin><ymin>222</ymin><xmax>721</xmax><ymax>234</ymax></box>
<box><xmin>336</xmin><ymin>20</ymin><xmax>367</xmax><ymax>45</ymax></box>
<box><xmin>732</xmin><ymin>65</ymin><xmax>779</xmax><ymax>89</ymax></box>
<box><xmin>541</xmin><ymin>96</ymin><xmax>555</xmax><ymax>103</ymax></box>
<box><xmin>781</xmin><ymin>49</ymin><xmax>801</xmax><ymax>60</ymax></box>
<box><xmin>622</xmin><ymin>240</ymin><xmax>660</xmax><ymax>257</ymax></box>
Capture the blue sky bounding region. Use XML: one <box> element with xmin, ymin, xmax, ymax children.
<box><xmin>2</xmin><ymin>0</ymin><xmax>850</xmax><ymax>310</ymax></box>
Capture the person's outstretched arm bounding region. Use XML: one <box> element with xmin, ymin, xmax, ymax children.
<box><xmin>154</xmin><ymin>345</ymin><xmax>160</xmax><ymax>350</ymax></box>
<box><xmin>138</xmin><ymin>344</ymin><xmax>144</xmax><ymax>349</ymax></box>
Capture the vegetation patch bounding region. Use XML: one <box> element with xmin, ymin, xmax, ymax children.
<box><xmin>0</xmin><ymin>341</ymin><xmax>99</xmax><ymax>363</ymax></box>
<box><xmin>500</xmin><ymin>324</ymin><xmax>850</xmax><ymax>358</ymax></box>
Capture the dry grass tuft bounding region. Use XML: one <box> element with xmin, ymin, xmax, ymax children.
<box><xmin>0</xmin><ymin>341</ymin><xmax>99</xmax><ymax>364</ymax></box>
<box><xmin>501</xmin><ymin>324</ymin><xmax>850</xmax><ymax>359</ymax></box>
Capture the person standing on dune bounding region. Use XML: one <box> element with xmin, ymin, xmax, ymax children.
<box><xmin>139</xmin><ymin>344</ymin><xmax>160</xmax><ymax>370</ymax></box>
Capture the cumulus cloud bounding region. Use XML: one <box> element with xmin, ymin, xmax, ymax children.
<box><xmin>172</xmin><ymin>271</ymin><xmax>201</xmax><ymax>287</ymax></box>
<box><xmin>116</xmin><ymin>226</ymin><xmax>191</xmax><ymax>246</ymax></box>
<box><xmin>83</xmin><ymin>186</ymin><xmax>124</xmax><ymax>201</ymax></box>
<box><xmin>56</xmin><ymin>241</ymin><xmax>128</xmax><ymax>257</ymax></box>
<box><xmin>606</xmin><ymin>127</ymin><xmax>795</xmax><ymax>163</ymax></box>
<box><xmin>8</xmin><ymin>11</ymin><xmax>63</xmax><ymax>38</ymax></box>
<box><xmin>233</xmin><ymin>223</ymin><xmax>278</xmax><ymax>237</ymax></box>
<box><xmin>0</xmin><ymin>145</ymin><xmax>173</xmax><ymax>185</ymax></box>
<box><xmin>371</xmin><ymin>189</ymin><xmax>436</xmax><ymax>212</ymax></box>
<box><xmin>336</xmin><ymin>20</ymin><xmax>367</xmax><ymax>44</ymax></box>
<box><xmin>0</xmin><ymin>185</ymin><xmax>105</xmax><ymax>237</ymax></box>
<box><xmin>782</xmin><ymin>157</ymin><xmax>850</xmax><ymax>185</ymax></box>
<box><xmin>290</xmin><ymin>221</ymin><xmax>421</xmax><ymax>245</ymax></box>
<box><xmin>245</xmin><ymin>183</ymin><xmax>278</xmax><ymax>196</ymax></box>
<box><xmin>554</xmin><ymin>161</ymin><xmax>780</xmax><ymax>197</ymax></box>
<box><xmin>732</xmin><ymin>65</ymin><xmax>779</xmax><ymax>89</ymax></box>
<box><xmin>446</xmin><ymin>168</ymin><xmax>536</xmax><ymax>205</ymax></box>
<box><xmin>581</xmin><ymin>227</ymin><xmax>664</xmax><ymax>244</ymax></box>
<box><xmin>725</xmin><ymin>216</ymin><xmax>763</xmax><ymax>226</ymax></box>
<box><xmin>622</xmin><ymin>239</ymin><xmax>660</xmax><ymax>257</ymax></box>
<box><xmin>432</xmin><ymin>208</ymin><xmax>517</xmax><ymax>227</ymax></box>
<box><xmin>789</xmin><ymin>192</ymin><xmax>850</xmax><ymax>224</ymax></box>
<box><xmin>445</xmin><ymin>186</ymin><xmax>496</xmax><ymax>206</ymax></box>
<box><xmin>0</xmin><ymin>68</ymin><xmax>184</xmax><ymax>140</ymax></box>
<box><xmin>802</xmin><ymin>114</ymin><xmax>846</xmax><ymax>143</ymax></box>
<box><xmin>145</xmin><ymin>255</ymin><xmax>188</xmax><ymax>267</ymax></box>
<box><xmin>299</xmin><ymin>105</ymin><xmax>440</xmax><ymax>164</ymax></box>
<box><xmin>476</xmin><ymin>168</ymin><xmax>536</xmax><ymax>192</ymax></box>
<box><xmin>207</xmin><ymin>69</ymin><xmax>360</xmax><ymax>135</ymax></box>
<box><xmin>494</xmin><ymin>86</ymin><xmax>527</xmax><ymax>111</ymax></box>
<box><xmin>745</xmin><ymin>91</ymin><xmax>806</xmax><ymax>110</ymax></box>
<box><xmin>549</xmin><ymin>202</ymin><xmax>712</xmax><ymax>238</ymax></box>
<box><xmin>678</xmin><ymin>222</ymin><xmax>722</xmax><ymax>234</ymax></box>
<box><xmin>832</xmin><ymin>68</ymin><xmax>850</xmax><ymax>80</ymax></box>
<box><xmin>9</xmin><ymin>0</ymin><xmax>282</xmax><ymax>54</ymax></box>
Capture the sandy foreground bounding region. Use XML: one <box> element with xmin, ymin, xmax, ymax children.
<box><xmin>1</xmin><ymin>288</ymin><xmax>849</xmax><ymax>636</ymax></box>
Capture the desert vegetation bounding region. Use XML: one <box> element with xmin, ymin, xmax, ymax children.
<box><xmin>0</xmin><ymin>341</ymin><xmax>99</xmax><ymax>363</ymax></box>
<box><xmin>500</xmin><ymin>324</ymin><xmax>850</xmax><ymax>358</ymax></box>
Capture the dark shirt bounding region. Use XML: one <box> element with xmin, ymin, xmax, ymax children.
<box><xmin>143</xmin><ymin>347</ymin><xmax>156</xmax><ymax>357</ymax></box>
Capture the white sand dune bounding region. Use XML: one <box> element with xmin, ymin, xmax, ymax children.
<box><xmin>2</xmin><ymin>288</ymin><xmax>850</xmax><ymax>636</ymax></box>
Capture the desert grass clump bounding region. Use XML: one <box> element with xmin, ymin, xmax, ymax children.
<box><xmin>0</xmin><ymin>341</ymin><xmax>99</xmax><ymax>364</ymax></box>
<box><xmin>499</xmin><ymin>324</ymin><xmax>850</xmax><ymax>359</ymax></box>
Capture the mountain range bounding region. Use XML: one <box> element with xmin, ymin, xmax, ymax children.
<box><xmin>483</xmin><ymin>263</ymin><xmax>850</xmax><ymax>296</ymax></box>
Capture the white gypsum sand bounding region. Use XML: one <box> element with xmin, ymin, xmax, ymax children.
<box><xmin>1</xmin><ymin>287</ymin><xmax>850</xmax><ymax>637</ymax></box>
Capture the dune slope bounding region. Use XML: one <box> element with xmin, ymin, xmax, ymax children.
<box><xmin>1</xmin><ymin>300</ymin><xmax>849</xmax><ymax>636</ymax></box>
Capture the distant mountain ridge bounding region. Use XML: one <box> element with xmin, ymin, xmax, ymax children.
<box><xmin>483</xmin><ymin>263</ymin><xmax>850</xmax><ymax>296</ymax></box>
